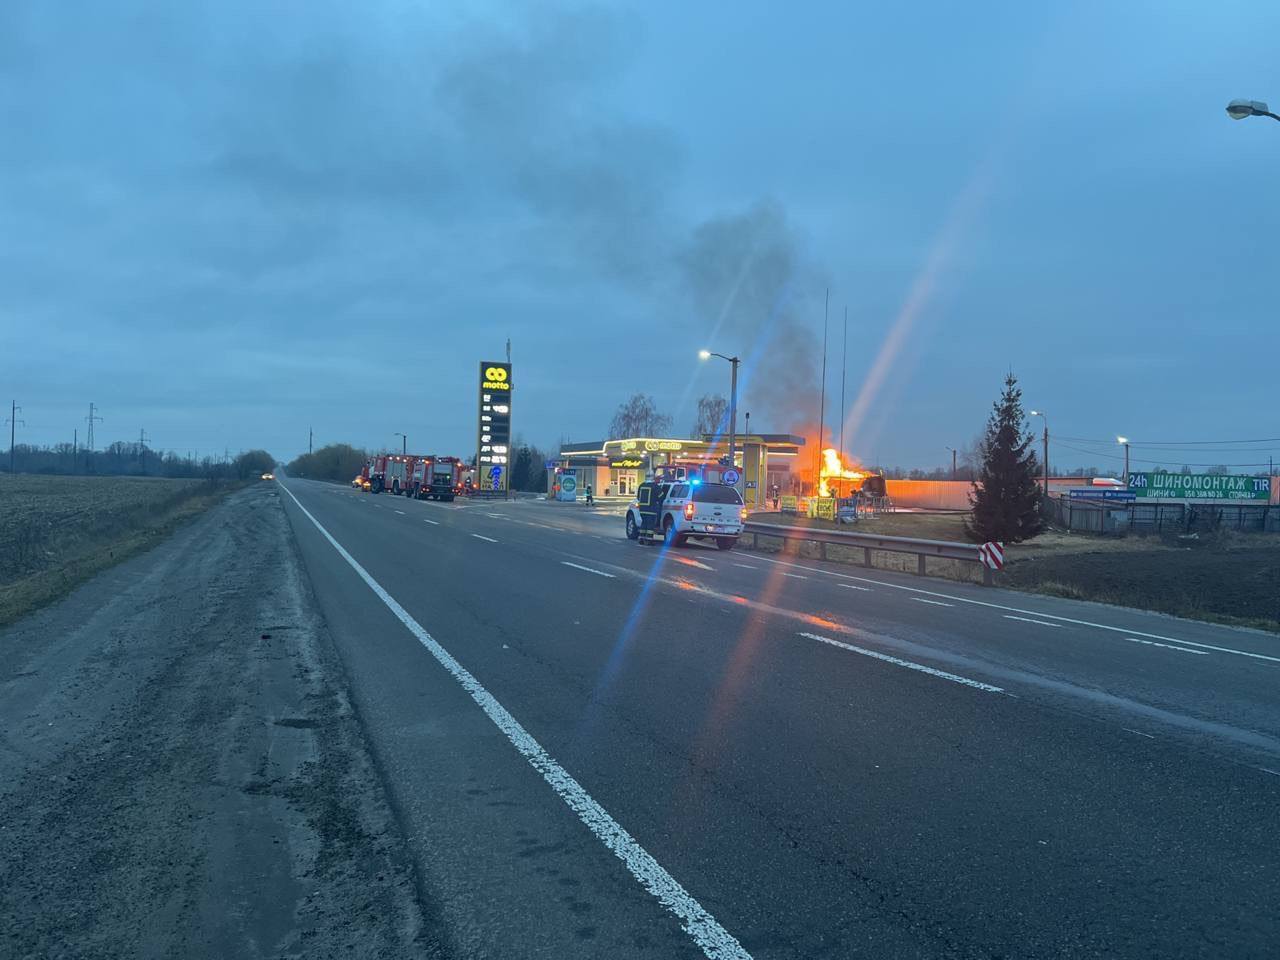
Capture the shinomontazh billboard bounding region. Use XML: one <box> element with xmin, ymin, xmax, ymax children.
<box><xmin>1128</xmin><ymin>472</ymin><xmax>1270</xmax><ymax>500</ymax></box>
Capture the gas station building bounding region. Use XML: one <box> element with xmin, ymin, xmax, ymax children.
<box><xmin>552</xmin><ymin>434</ymin><xmax>806</xmax><ymax>509</ymax></box>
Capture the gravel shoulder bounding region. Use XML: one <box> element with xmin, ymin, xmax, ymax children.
<box><xmin>0</xmin><ymin>483</ymin><xmax>439</xmax><ymax>959</ymax></box>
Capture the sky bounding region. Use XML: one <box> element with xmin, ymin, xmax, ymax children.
<box><xmin>3</xmin><ymin>0</ymin><xmax>1279</xmax><ymax>472</ymax></box>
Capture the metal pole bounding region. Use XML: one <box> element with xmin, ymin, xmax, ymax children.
<box><xmin>1043</xmin><ymin>425</ymin><xmax>1049</xmax><ymax>495</ymax></box>
<box><xmin>816</xmin><ymin>288</ymin><xmax>829</xmax><ymax>493</ymax></box>
<box><xmin>952</xmin><ymin>448</ymin><xmax>958</xmax><ymax>480</ymax></box>
<box><xmin>728</xmin><ymin>358</ymin><xmax>738</xmax><ymax>471</ymax></box>
<box><xmin>839</xmin><ymin>306</ymin><xmax>847</xmax><ymax>463</ymax></box>
<box><xmin>8</xmin><ymin>400</ymin><xmax>15</xmax><ymax>474</ymax></box>
<box><xmin>1124</xmin><ymin>442</ymin><xmax>1130</xmax><ymax>484</ymax></box>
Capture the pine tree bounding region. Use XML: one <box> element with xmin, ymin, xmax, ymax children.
<box><xmin>967</xmin><ymin>373</ymin><xmax>1044</xmax><ymax>543</ymax></box>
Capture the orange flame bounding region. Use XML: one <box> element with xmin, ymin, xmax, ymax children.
<box><xmin>818</xmin><ymin>448</ymin><xmax>866</xmax><ymax>498</ymax></box>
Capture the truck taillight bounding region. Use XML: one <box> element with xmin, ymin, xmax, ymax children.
<box><xmin>684</xmin><ymin>502</ymin><xmax>695</xmax><ymax>520</ymax></box>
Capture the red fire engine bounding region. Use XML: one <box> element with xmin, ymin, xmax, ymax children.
<box><xmin>410</xmin><ymin>456</ymin><xmax>464</xmax><ymax>501</ymax></box>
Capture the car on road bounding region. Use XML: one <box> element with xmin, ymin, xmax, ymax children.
<box><xmin>261</xmin><ymin>472</ymin><xmax>275</xmax><ymax>481</ymax></box>
<box><xmin>625</xmin><ymin>479</ymin><xmax>746</xmax><ymax>549</ymax></box>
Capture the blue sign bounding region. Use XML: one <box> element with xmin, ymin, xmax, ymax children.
<box><xmin>1068</xmin><ymin>488</ymin><xmax>1136</xmax><ymax>502</ymax></box>
<box><xmin>723</xmin><ymin>468</ymin><xmax>740</xmax><ymax>485</ymax></box>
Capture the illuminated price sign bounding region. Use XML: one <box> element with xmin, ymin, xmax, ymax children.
<box><xmin>477</xmin><ymin>361</ymin><xmax>512</xmax><ymax>493</ymax></box>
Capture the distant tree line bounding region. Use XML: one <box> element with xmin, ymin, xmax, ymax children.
<box><xmin>3</xmin><ymin>442</ymin><xmax>274</xmax><ymax>480</ymax></box>
<box><xmin>286</xmin><ymin>444</ymin><xmax>370</xmax><ymax>483</ymax></box>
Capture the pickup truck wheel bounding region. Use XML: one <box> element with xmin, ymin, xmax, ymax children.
<box><xmin>715</xmin><ymin>537</ymin><xmax>736</xmax><ymax>551</ymax></box>
<box><xmin>663</xmin><ymin>518</ymin><xmax>682</xmax><ymax>546</ymax></box>
<box><xmin>625</xmin><ymin>513</ymin><xmax>639</xmax><ymax>540</ymax></box>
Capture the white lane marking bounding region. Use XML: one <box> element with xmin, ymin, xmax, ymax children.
<box><xmin>838</xmin><ymin>584</ymin><xmax>871</xmax><ymax>592</ymax></box>
<box><xmin>732</xmin><ymin>563</ymin><xmax>758</xmax><ymax>570</ymax></box>
<box><xmin>561</xmin><ymin>561</ymin><xmax>617</xmax><ymax>579</ymax></box>
<box><xmin>278</xmin><ymin>485</ymin><xmax>751</xmax><ymax>960</ymax></box>
<box><xmin>487</xmin><ymin>512</ymin><xmax>505</xmax><ymax>519</ymax></box>
<box><xmin>781</xmin><ymin>573</ymin><xmax>807</xmax><ymax>580</ymax></box>
<box><xmin>394</xmin><ymin>509</ymin><xmax>406</xmax><ymax>515</ymax></box>
<box><xmin>1004</xmin><ymin>615</ymin><xmax>1060</xmax><ymax>628</ymax></box>
<box><xmin>799</xmin><ymin>632</ymin><xmax>1003</xmax><ymax>693</ymax></box>
<box><xmin>674</xmin><ymin>557</ymin><xmax>715</xmax><ymax>571</ymax></box>
<box><xmin>911</xmin><ymin>598</ymin><xmax>953</xmax><ymax>607</ymax></box>
<box><xmin>1123</xmin><ymin>728</ymin><xmax>1157</xmax><ymax>739</ymax></box>
<box><xmin>751</xmin><ymin>554</ymin><xmax>1280</xmax><ymax>664</ymax></box>
<box><xmin>471</xmin><ymin>534</ymin><xmax>499</xmax><ymax>543</ymax></box>
<box><xmin>422</xmin><ymin>518</ymin><xmax>439</xmax><ymax>525</ymax></box>
<box><xmin>1126</xmin><ymin>637</ymin><xmax>1209</xmax><ymax>655</ymax></box>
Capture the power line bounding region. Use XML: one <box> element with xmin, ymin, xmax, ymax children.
<box><xmin>1056</xmin><ymin>435</ymin><xmax>1280</xmax><ymax>446</ymax></box>
<box><xmin>1054</xmin><ymin>441</ymin><xmax>1273</xmax><ymax>469</ymax></box>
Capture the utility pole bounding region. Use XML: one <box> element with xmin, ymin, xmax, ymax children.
<box><xmin>138</xmin><ymin>428</ymin><xmax>150</xmax><ymax>474</ymax></box>
<box><xmin>816</xmin><ymin>287</ymin><xmax>829</xmax><ymax>494</ymax></box>
<box><xmin>7</xmin><ymin>401</ymin><xmax>24</xmax><ymax>474</ymax></box>
<box><xmin>1030</xmin><ymin>410</ymin><xmax>1049</xmax><ymax>495</ymax></box>
<box><xmin>946</xmin><ymin>446</ymin><xmax>957</xmax><ymax>480</ymax></box>
<box><xmin>309</xmin><ymin>427</ymin><xmax>313</xmax><ymax>454</ymax></box>
<box><xmin>839</xmin><ymin>306</ymin><xmax>848</xmax><ymax>464</ymax></box>
<box><xmin>86</xmin><ymin>403</ymin><xmax>102</xmax><ymax>453</ymax></box>
<box><xmin>74</xmin><ymin>428</ymin><xmax>78</xmax><ymax>473</ymax></box>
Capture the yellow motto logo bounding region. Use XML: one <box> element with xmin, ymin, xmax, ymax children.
<box><xmin>485</xmin><ymin>367</ymin><xmax>508</xmax><ymax>382</ymax></box>
<box><xmin>483</xmin><ymin>365</ymin><xmax>511</xmax><ymax>390</ymax></box>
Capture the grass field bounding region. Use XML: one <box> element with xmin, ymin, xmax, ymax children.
<box><xmin>0</xmin><ymin>474</ymin><xmax>246</xmax><ymax>627</ymax></box>
<box><xmin>747</xmin><ymin>509</ymin><xmax>1280</xmax><ymax>631</ymax></box>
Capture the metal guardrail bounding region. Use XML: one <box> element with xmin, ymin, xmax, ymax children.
<box><xmin>742</xmin><ymin>521</ymin><xmax>996</xmax><ymax>585</ymax></box>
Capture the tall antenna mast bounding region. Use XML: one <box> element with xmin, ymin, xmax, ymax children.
<box><xmin>816</xmin><ymin>288</ymin><xmax>829</xmax><ymax>492</ymax></box>
<box><xmin>839</xmin><ymin>306</ymin><xmax>848</xmax><ymax>463</ymax></box>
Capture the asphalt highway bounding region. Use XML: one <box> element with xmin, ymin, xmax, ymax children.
<box><xmin>279</xmin><ymin>476</ymin><xmax>1280</xmax><ymax>959</ymax></box>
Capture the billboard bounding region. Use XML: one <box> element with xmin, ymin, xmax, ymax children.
<box><xmin>476</xmin><ymin>361</ymin><xmax>512</xmax><ymax>493</ymax></box>
<box><xmin>1128</xmin><ymin>472</ymin><xmax>1270</xmax><ymax>501</ymax></box>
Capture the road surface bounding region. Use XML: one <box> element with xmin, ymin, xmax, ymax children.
<box><xmin>276</xmin><ymin>477</ymin><xmax>1280</xmax><ymax>959</ymax></box>
<box><xmin>4</xmin><ymin>477</ymin><xmax>1278</xmax><ymax>958</ymax></box>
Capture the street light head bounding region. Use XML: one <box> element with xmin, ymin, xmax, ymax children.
<box><xmin>1030</xmin><ymin>410</ymin><xmax>1041</xmax><ymax>417</ymax></box>
<box><xmin>1116</xmin><ymin>436</ymin><xmax>1128</xmax><ymax>445</ymax></box>
<box><xmin>1227</xmin><ymin>99</ymin><xmax>1269</xmax><ymax>120</ymax></box>
<box><xmin>698</xmin><ymin>349</ymin><xmax>711</xmax><ymax>360</ymax></box>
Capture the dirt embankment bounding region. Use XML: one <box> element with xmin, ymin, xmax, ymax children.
<box><xmin>0</xmin><ymin>484</ymin><xmax>437</xmax><ymax>959</ymax></box>
<box><xmin>0</xmin><ymin>474</ymin><xmax>249</xmax><ymax>627</ymax></box>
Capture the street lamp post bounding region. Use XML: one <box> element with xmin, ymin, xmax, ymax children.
<box><xmin>945</xmin><ymin>446</ymin><xmax>957</xmax><ymax>480</ymax></box>
<box><xmin>698</xmin><ymin>349</ymin><xmax>741</xmax><ymax>474</ymax></box>
<box><xmin>1030</xmin><ymin>410</ymin><xmax>1049</xmax><ymax>495</ymax></box>
<box><xmin>1226</xmin><ymin>99</ymin><xmax>1280</xmax><ymax>123</ymax></box>
<box><xmin>1117</xmin><ymin>436</ymin><xmax>1130</xmax><ymax>484</ymax></box>
<box><xmin>394</xmin><ymin>432</ymin><xmax>407</xmax><ymax>455</ymax></box>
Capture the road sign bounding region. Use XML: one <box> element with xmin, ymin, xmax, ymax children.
<box><xmin>1128</xmin><ymin>472</ymin><xmax>1270</xmax><ymax>500</ymax></box>
<box><xmin>477</xmin><ymin>361</ymin><xmax>512</xmax><ymax>494</ymax></box>
<box><xmin>1067</xmin><ymin>489</ymin><xmax>1137</xmax><ymax>502</ymax></box>
<box><xmin>978</xmin><ymin>541</ymin><xmax>1004</xmax><ymax>571</ymax></box>
<box><xmin>723</xmin><ymin>468</ymin><xmax>740</xmax><ymax>485</ymax></box>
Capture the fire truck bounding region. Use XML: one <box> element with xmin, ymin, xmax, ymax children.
<box><xmin>367</xmin><ymin>454</ymin><xmax>414</xmax><ymax>495</ymax></box>
<box><xmin>410</xmin><ymin>456</ymin><xmax>464</xmax><ymax>501</ymax></box>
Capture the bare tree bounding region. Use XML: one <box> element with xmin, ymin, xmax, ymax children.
<box><xmin>690</xmin><ymin>393</ymin><xmax>729</xmax><ymax>437</ymax></box>
<box><xmin>608</xmin><ymin>394</ymin><xmax>673</xmax><ymax>438</ymax></box>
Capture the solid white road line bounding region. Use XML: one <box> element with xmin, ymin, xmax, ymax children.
<box><xmin>1126</xmin><ymin>638</ymin><xmax>1209</xmax><ymax>655</ymax></box>
<box><xmin>561</xmin><ymin>561</ymin><xmax>617</xmax><ymax>578</ymax></box>
<box><xmin>837</xmin><ymin>584</ymin><xmax>871</xmax><ymax>592</ymax></box>
<box><xmin>278</xmin><ymin>485</ymin><xmax>750</xmax><ymax>960</ymax></box>
<box><xmin>732</xmin><ymin>563</ymin><xmax>758</xmax><ymax>570</ymax></box>
<box><xmin>911</xmin><ymin>598</ymin><xmax>953</xmax><ymax>607</ymax></box>
<box><xmin>752</xmin><ymin>554</ymin><xmax>1280</xmax><ymax>664</ymax></box>
<box><xmin>781</xmin><ymin>573</ymin><xmax>807</xmax><ymax>580</ymax></box>
<box><xmin>799</xmin><ymin>632</ymin><xmax>1003</xmax><ymax>693</ymax></box>
<box><xmin>423</xmin><ymin>518</ymin><xmax>439</xmax><ymax>525</ymax></box>
<box><xmin>1004</xmin><ymin>615</ymin><xmax>1060</xmax><ymax>628</ymax></box>
<box><xmin>471</xmin><ymin>534</ymin><xmax>499</xmax><ymax>543</ymax></box>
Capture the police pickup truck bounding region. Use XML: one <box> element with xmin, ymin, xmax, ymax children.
<box><xmin>625</xmin><ymin>479</ymin><xmax>746</xmax><ymax>550</ymax></box>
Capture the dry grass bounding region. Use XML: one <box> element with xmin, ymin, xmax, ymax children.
<box><xmin>0</xmin><ymin>474</ymin><xmax>247</xmax><ymax>627</ymax></box>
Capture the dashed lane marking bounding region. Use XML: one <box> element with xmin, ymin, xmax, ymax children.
<box><xmin>1126</xmin><ymin>638</ymin><xmax>1209</xmax><ymax>656</ymax></box>
<box><xmin>394</xmin><ymin>510</ymin><xmax>406</xmax><ymax>515</ymax></box>
<box><xmin>423</xmin><ymin>519</ymin><xmax>439</xmax><ymax>525</ymax></box>
<box><xmin>799</xmin><ymin>632</ymin><xmax>1003</xmax><ymax>693</ymax></box>
<box><xmin>278</xmin><ymin>485</ymin><xmax>751</xmax><ymax>960</ymax></box>
<box><xmin>1004</xmin><ymin>615</ymin><xmax>1060</xmax><ymax>628</ymax></box>
<box><xmin>561</xmin><ymin>561</ymin><xmax>617</xmax><ymax>579</ymax></box>
<box><xmin>911</xmin><ymin>598</ymin><xmax>953</xmax><ymax>607</ymax></box>
<box><xmin>838</xmin><ymin>584</ymin><xmax>871</xmax><ymax>592</ymax></box>
<box><xmin>471</xmin><ymin>534</ymin><xmax>499</xmax><ymax>543</ymax></box>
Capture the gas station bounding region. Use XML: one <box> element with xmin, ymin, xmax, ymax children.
<box><xmin>550</xmin><ymin>434</ymin><xmax>806</xmax><ymax>510</ymax></box>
